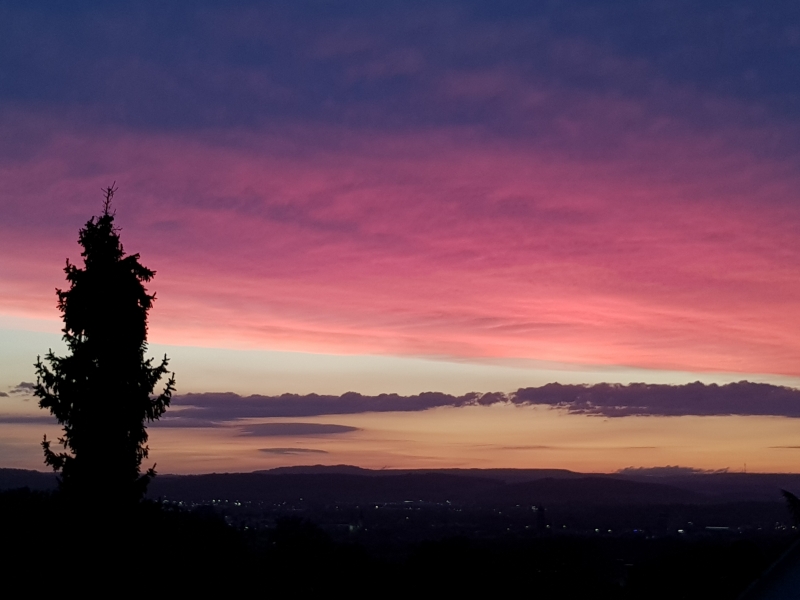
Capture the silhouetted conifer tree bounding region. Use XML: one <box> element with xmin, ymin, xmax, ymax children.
<box><xmin>34</xmin><ymin>186</ymin><xmax>175</xmax><ymax>502</ymax></box>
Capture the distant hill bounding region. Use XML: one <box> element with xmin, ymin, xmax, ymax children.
<box><xmin>257</xmin><ymin>464</ymin><xmax>377</xmax><ymax>477</ymax></box>
<box><xmin>258</xmin><ymin>464</ymin><xmax>581</xmax><ymax>482</ymax></box>
<box><xmin>149</xmin><ymin>469</ymin><xmax>700</xmax><ymax>506</ymax></box>
<box><xmin>149</xmin><ymin>471</ymin><xmax>501</xmax><ymax>504</ymax></box>
<box><xmin>3</xmin><ymin>465</ymin><xmax>798</xmax><ymax>506</ymax></box>
<box><xmin>0</xmin><ymin>468</ymin><xmax>57</xmax><ymax>491</ymax></box>
<box><xmin>258</xmin><ymin>466</ymin><xmax>800</xmax><ymax>502</ymax></box>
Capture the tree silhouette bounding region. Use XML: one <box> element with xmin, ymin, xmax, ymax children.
<box><xmin>34</xmin><ymin>186</ymin><xmax>175</xmax><ymax>502</ymax></box>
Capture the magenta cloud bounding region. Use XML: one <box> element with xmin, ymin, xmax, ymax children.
<box><xmin>3</xmin><ymin>120</ymin><xmax>799</xmax><ymax>375</ymax></box>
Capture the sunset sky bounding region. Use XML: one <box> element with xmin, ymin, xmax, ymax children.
<box><xmin>2</xmin><ymin>1</ymin><xmax>800</xmax><ymax>474</ymax></box>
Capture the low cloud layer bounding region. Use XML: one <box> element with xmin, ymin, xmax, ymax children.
<box><xmin>512</xmin><ymin>382</ymin><xmax>800</xmax><ymax>418</ymax></box>
<box><xmin>161</xmin><ymin>391</ymin><xmax>505</xmax><ymax>425</ymax></box>
<box><xmin>0</xmin><ymin>415</ymin><xmax>57</xmax><ymax>425</ymax></box>
<box><xmin>165</xmin><ymin>382</ymin><xmax>800</xmax><ymax>422</ymax></box>
<box><xmin>259</xmin><ymin>448</ymin><xmax>328</xmax><ymax>455</ymax></box>
<box><xmin>9</xmin><ymin>383</ymin><xmax>34</xmax><ymax>395</ymax></box>
<box><xmin>8</xmin><ymin>382</ymin><xmax>797</xmax><ymax>429</ymax></box>
<box><xmin>238</xmin><ymin>423</ymin><xmax>358</xmax><ymax>437</ymax></box>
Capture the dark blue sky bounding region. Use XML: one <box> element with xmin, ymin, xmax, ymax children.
<box><xmin>2</xmin><ymin>1</ymin><xmax>798</xmax><ymax>133</ymax></box>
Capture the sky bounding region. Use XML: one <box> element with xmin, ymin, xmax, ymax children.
<box><xmin>2</xmin><ymin>1</ymin><xmax>800</xmax><ymax>473</ymax></box>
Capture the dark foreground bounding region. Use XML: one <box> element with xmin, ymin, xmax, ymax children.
<box><xmin>0</xmin><ymin>487</ymin><xmax>795</xmax><ymax>599</ymax></box>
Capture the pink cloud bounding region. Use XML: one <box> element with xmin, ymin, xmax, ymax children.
<box><xmin>1</xmin><ymin>100</ymin><xmax>799</xmax><ymax>376</ymax></box>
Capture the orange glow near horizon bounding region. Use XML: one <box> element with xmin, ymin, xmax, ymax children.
<box><xmin>4</xmin><ymin>406</ymin><xmax>800</xmax><ymax>474</ymax></box>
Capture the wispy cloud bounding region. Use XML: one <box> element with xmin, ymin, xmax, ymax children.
<box><xmin>2</xmin><ymin>3</ymin><xmax>800</xmax><ymax>376</ymax></box>
<box><xmin>497</xmin><ymin>445</ymin><xmax>561</xmax><ymax>450</ymax></box>
<box><xmin>498</xmin><ymin>445</ymin><xmax>659</xmax><ymax>451</ymax></box>
<box><xmin>259</xmin><ymin>447</ymin><xmax>328</xmax><ymax>455</ymax></box>
<box><xmin>0</xmin><ymin>414</ymin><xmax>56</xmax><ymax>424</ymax></box>
<box><xmin>238</xmin><ymin>423</ymin><xmax>358</xmax><ymax>437</ymax></box>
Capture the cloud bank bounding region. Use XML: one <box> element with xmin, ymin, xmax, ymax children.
<box><xmin>162</xmin><ymin>382</ymin><xmax>800</xmax><ymax>422</ymax></box>
<box><xmin>512</xmin><ymin>382</ymin><xmax>800</xmax><ymax>417</ymax></box>
<box><xmin>157</xmin><ymin>391</ymin><xmax>505</xmax><ymax>426</ymax></box>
